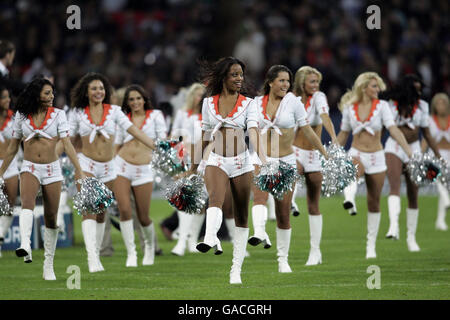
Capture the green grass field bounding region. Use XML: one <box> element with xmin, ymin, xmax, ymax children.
<box><xmin>0</xmin><ymin>196</ymin><xmax>449</xmax><ymax>300</ymax></box>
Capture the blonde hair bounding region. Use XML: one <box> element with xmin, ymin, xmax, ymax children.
<box><xmin>183</xmin><ymin>82</ymin><xmax>205</xmax><ymax>111</ymax></box>
<box><xmin>293</xmin><ymin>66</ymin><xmax>322</xmax><ymax>96</ymax></box>
<box><xmin>430</xmin><ymin>92</ymin><xmax>450</xmax><ymax>115</ymax></box>
<box><xmin>338</xmin><ymin>72</ymin><xmax>386</xmax><ymax>111</ymax></box>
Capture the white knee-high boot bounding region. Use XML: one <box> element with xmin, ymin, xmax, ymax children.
<box><xmin>437</xmin><ymin>181</ymin><xmax>450</xmax><ymax>207</ymax></box>
<box><xmin>0</xmin><ymin>215</ymin><xmax>14</xmax><ymax>258</ymax></box>
<box><xmin>366</xmin><ymin>212</ymin><xmax>381</xmax><ymax>259</ymax></box>
<box><xmin>276</xmin><ymin>227</ymin><xmax>292</xmax><ymax>273</ymax></box>
<box><xmin>436</xmin><ymin>182</ymin><xmax>449</xmax><ymax>231</ymax></box>
<box><xmin>386</xmin><ymin>195</ymin><xmax>401</xmax><ymax>239</ymax></box>
<box><xmin>230</xmin><ymin>227</ymin><xmax>249</xmax><ymax>284</ymax></box>
<box><xmin>188</xmin><ymin>213</ymin><xmax>205</xmax><ymax>253</ymax></box>
<box><xmin>196</xmin><ymin>207</ymin><xmax>223</xmax><ymax>254</ymax></box>
<box><xmin>267</xmin><ymin>194</ymin><xmax>276</xmax><ymax>220</ymax></box>
<box><xmin>306</xmin><ymin>215</ymin><xmax>322</xmax><ymax>266</ymax></box>
<box><xmin>171</xmin><ymin>211</ymin><xmax>191</xmax><ymax>256</ymax></box>
<box><xmin>343</xmin><ymin>181</ymin><xmax>357</xmax><ymax>215</ymax></box>
<box><xmin>119</xmin><ymin>220</ymin><xmax>137</xmax><ymax>267</ymax></box>
<box><xmin>95</xmin><ymin>221</ymin><xmax>105</xmax><ymax>271</ymax></box>
<box><xmin>225</xmin><ymin>218</ymin><xmax>235</xmax><ymax>241</ymax></box>
<box><xmin>16</xmin><ymin>209</ymin><xmax>34</xmax><ymax>263</ymax></box>
<box><xmin>291</xmin><ymin>185</ymin><xmax>300</xmax><ymax>216</ymax></box>
<box><xmin>0</xmin><ymin>215</ymin><xmax>14</xmax><ymax>239</ymax></box>
<box><xmin>248</xmin><ymin>205</ymin><xmax>271</xmax><ymax>248</ymax></box>
<box><xmin>43</xmin><ymin>227</ymin><xmax>58</xmax><ymax>280</ymax></box>
<box><xmin>141</xmin><ymin>222</ymin><xmax>155</xmax><ymax>265</ymax></box>
<box><xmin>56</xmin><ymin>191</ymin><xmax>68</xmax><ymax>234</ymax></box>
<box><xmin>406</xmin><ymin>208</ymin><xmax>420</xmax><ymax>252</ymax></box>
<box><xmin>82</xmin><ymin>219</ymin><xmax>101</xmax><ymax>272</ymax></box>
<box><xmin>226</xmin><ymin>217</ymin><xmax>250</xmax><ymax>257</ymax></box>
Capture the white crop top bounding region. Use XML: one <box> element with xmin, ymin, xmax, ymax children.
<box><xmin>171</xmin><ymin>110</ymin><xmax>188</xmax><ymax>138</ymax></box>
<box><xmin>0</xmin><ymin>110</ymin><xmax>15</xmax><ymax>142</ymax></box>
<box><xmin>115</xmin><ymin>109</ymin><xmax>167</xmax><ymax>145</ymax></box>
<box><xmin>201</xmin><ymin>94</ymin><xmax>259</xmax><ymax>136</ymax></box>
<box><xmin>303</xmin><ymin>91</ymin><xmax>330</xmax><ymax>126</ymax></box>
<box><xmin>254</xmin><ymin>92</ymin><xmax>308</xmax><ymax>135</ymax></box>
<box><xmin>429</xmin><ymin>115</ymin><xmax>450</xmax><ymax>143</ymax></box>
<box><xmin>340</xmin><ymin>99</ymin><xmax>395</xmax><ymax>135</ymax></box>
<box><xmin>389</xmin><ymin>99</ymin><xmax>429</xmax><ymax>129</ymax></box>
<box><xmin>12</xmin><ymin>107</ymin><xmax>70</xmax><ymax>141</ymax></box>
<box><xmin>69</xmin><ymin>104</ymin><xmax>133</xmax><ymax>143</ymax></box>
<box><xmin>183</xmin><ymin>111</ymin><xmax>203</xmax><ymax>144</ymax></box>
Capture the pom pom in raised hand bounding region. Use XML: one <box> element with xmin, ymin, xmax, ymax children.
<box><xmin>320</xmin><ymin>143</ymin><xmax>358</xmax><ymax>197</ymax></box>
<box><xmin>0</xmin><ymin>178</ymin><xmax>12</xmax><ymax>216</ymax></box>
<box><xmin>165</xmin><ymin>174</ymin><xmax>207</xmax><ymax>214</ymax></box>
<box><xmin>61</xmin><ymin>156</ymin><xmax>75</xmax><ymax>191</ymax></box>
<box><xmin>407</xmin><ymin>153</ymin><xmax>442</xmax><ymax>187</ymax></box>
<box><xmin>254</xmin><ymin>161</ymin><xmax>298</xmax><ymax>200</ymax></box>
<box><xmin>73</xmin><ymin>177</ymin><xmax>115</xmax><ymax>215</ymax></box>
<box><xmin>151</xmin><ymin>138</ymin><xmax>187</xmax><ymax>177</ymax></box>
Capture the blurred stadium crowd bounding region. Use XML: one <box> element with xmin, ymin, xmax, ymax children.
<box><xmin>0</xmin><ymin>0</ymin><xmax>448</xmax><ymax>118</ymax></box>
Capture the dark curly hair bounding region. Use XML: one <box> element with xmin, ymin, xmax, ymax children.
<box><xmin>379</xmin><ymin>74</ymin><xmax>422</xmax><ymax>117</ymax></box>
<box><xmin>70</xmin><ymin>72</ymin><xmax>112</xmax><ymax>109</ymax></box>
<box><xmin>121</xmin><ymin>85</ymin><xmax>152</xmax><ymax>114</ymax></box>
<box><xmin>14</xmin><ymin>78</ymin><xmax>54</xmax><ymax>118</ymax></box>
<box><xmin>261</xmin><ymin>65</ymin><xmax>293</xmax><ymax>96</ymax></box>
<box><xmin>198</xmin><ymin>56</ymin><xmax>254</xmax><ymax>97</ymax></box>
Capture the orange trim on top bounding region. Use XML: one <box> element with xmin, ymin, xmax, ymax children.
<box><xmin>261</xmin><ymin>95</ymin><xmax>270</xmax><ymax>120</ymax></box>
<box><xmin>353</xmin><ymin>99</ymin><xmax>379</xmax><ymax>123</ymax></box>
<box><xmin>187</xmin><ymin>109</ymin><xmax>202</xmax><ymax>120</ymax></box>
<box><xmin>433</xmin><ymin>115</ymin><xmax>450</xmax><ymax>131</ymax></box>
<box><xmin>85</xmin><ymin>104</ymin><xmax>112</xmax><ymax>126</ymax></box>
<box><xmin>393</xmin><ymin>100</ymin><xmax>418</xmax><ymax>118</ymax></box>
<box><xmin>28</xmin><ymin>107</ymin><xmax>54</xmax><ymax>130</ymax></box>
<box><xmin>212</xmin><ymin>94</ymin><xmax>246</xmax><ymax>118</ymax></box>
<box><xmin>304</xmin><ymin>95</ymin><xmax>313</xmax><ymax>112</ymax></box>
<box><xmin>128</xmin><ymin>109</ymin><xmax>153</xmax><ymax>129</ymax></box>
<box><xmin>0</xmin><ymin>110</ymin><xmax>14</xmax><ymax>131</ymax></box>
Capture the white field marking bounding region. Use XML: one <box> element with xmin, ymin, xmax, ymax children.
<box><xmin>17</xmin><ymin>281</ymin><xmax>450</xmax><ymax>292</ymax></box>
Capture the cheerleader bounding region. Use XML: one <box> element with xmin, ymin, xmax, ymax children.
<box><xmin>170</xmin><ymin>83</ymin><xmax>207</xmax><ymax>256</ymax></box>
<box><xmin>0</xmin><ymin>78</ymin><xmax>85</xmax><ymax>280</ymax></box>
<box><xmin>421</xmin><ymin>93</ymin><xmax>449</xmax><ymax>230</ymax></box>
<box><xmin>291</xmin><ymin>66</ymin><xmax>338</xmax><ymax>266</ymax></box>
<box><xmin>114</xmin><ymin>85</ymin><xmax>167</xmax><ymax>267</ymax></box>
<box><xmin>183</xmin><ymin>57</ymin><xmax>269</xmax><ymax>284</ymax></box>
<box><xmin>249</xmin><ymin>65</ymin><xmax>328</xmax><ymax>272</ymax></box>
<box><xmin>337</xmin><ymin>72</ymin><xmax>412</xmax><ymax>259</ymax></box>
<box><xmin>381</xmin><ymin>74</ymin><xmax>441</xmax><ymax>251</ymax></box>
<box><xmin>0</xmin><ymin>86</ymin><xmax>19</xmax><ymax>257</ymax></box>
<box><xmin>69</xmin><ymin>73</ymin><xmax>156</xmax><ymax>273</ymax></box>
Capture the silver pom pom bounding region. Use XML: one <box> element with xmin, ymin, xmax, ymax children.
<box><xmin>254</xmin><ymin>161</ymin><xmax>298</xmax><ymax>200</ymax></box>
<box><xmin>407</xmin><ymin>153</ymin><xmax>442</xmax><ymax>187</ymax></box>
<box><xmin>0</xmin><ymin>178</ymin><xmax>12</xmax><ymax>216</ymax></box>
<box><xmin>165</xmin><ymin>174</ymin><xmax>207</xmax><ymax>214</ymax></box>
<box><xmin>151</xmin><ymin>139</ymin><xmax>187</xmax><ymax>177</ymax></box>
<box><xmin>73</xmin><ymin>177</ymin><xmax>115</xmax><ymax>215</ymax></box>
<box><xmin>320</xmin><ymin>143</ymin><xmax>358</xmax><ymax>197</ymax></box>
